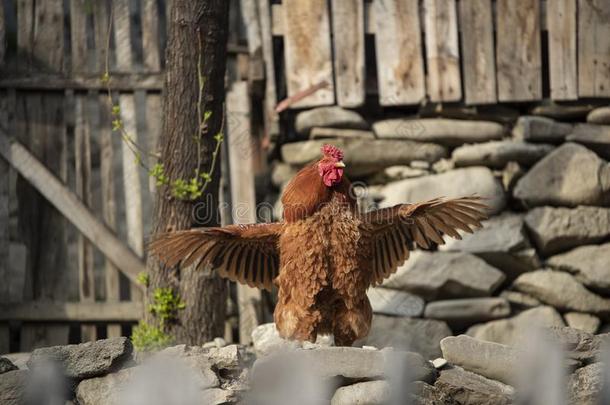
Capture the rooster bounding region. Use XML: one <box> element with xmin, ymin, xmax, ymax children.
<box><xmin>150</xmin><ymin>144</ymin><xmax>488</xmax><ymax>346</ymax></box>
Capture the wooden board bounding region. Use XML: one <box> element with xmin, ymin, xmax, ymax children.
<box><xmin>70</xmin><ymin>0</ymin><xmax>89</xmax><ymax>71</ymax></box>
<box><xmin>0</xmin><ymin>93</ymin><xmax>10</xmax><ymax>353</ymax></box>
<box><xmin>424</xmin><ymin>0</ymin><xmax>461</xmax><ymax>102</ymax></box>
<box><xmin>93</xmin><ymin>1</ymin><xmax>111</xmax><ymax>73</ymax></box>
<box><xmin>257</xmin><ymin>0</ymin><xmax>279</xmax><ymax>138</ymax></box>
<box><xmin>578</xmin><ymin>0</ymin><xmax>610</xmax><ymax>97</ymax></box>
<box><xmin>32</xmin><ymin>0</ymin><xmax>65</xmax><ymax>71</ymax></box>
<box><xmin>113</xmin><ymin>0</ymin><xmax>134</xmax><ymax>71</ymax></box>
<box><xmin>458</xmin><ymin>0</ymin><xmax>497</xmax><ymax>104</ymax></box>
<box><xmin>0</xmin><ymin>302</ymin><xmax>143</xmax><ymax>322</ymax></box>
<box><xmin>331</xmin><ymin>0</ymin><xmax>365</xmax><ymax>107</ymax></box>
<box><xmin>374</xmin><ymin>0</ymin><xmax>426</xmax><ymax>106</ymax></box>
<box><xmin>0</xmin><ymin>0</ymin><xmax>5</xmax><ymax>66</ymax></box>
<box><xmin>282</xmin><ymin>0</ymin><xmax>335</xmax><ymax>107</ymax></box>
<box><xmin>547</xmin><ymin>0</ymin><xmax>577</xmax><ymax>100</ymax></box>
<box><xmin>496</xmin><ymin>0</ymin><xmax>542</xmax><ymax>102</ymax></box>
<box><xmin>142</xmin><ymin>0</ymin><xmax>162</xmax><ymax>71</ymax></box>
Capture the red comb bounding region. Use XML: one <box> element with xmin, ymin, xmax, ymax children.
<box><xmin>321</xmin><ymin>144</ymin><xmax>344</xmax><ymax>160</ymax></box>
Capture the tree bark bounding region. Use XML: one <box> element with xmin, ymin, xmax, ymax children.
<box><xmin>147</xmin><ymin>0</ymin><xmax>230</xmax><ymax>344</ymax></box>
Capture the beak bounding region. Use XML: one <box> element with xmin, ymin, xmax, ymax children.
<box><xmin>334</xmin><ymin>161</ymin><xmax>346</xmax><ymax>168</ymax></box>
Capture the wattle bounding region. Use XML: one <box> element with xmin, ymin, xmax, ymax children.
<box><xmin>323</xmin><ymin>168</ymin><xmax>343</xmax><ymax>187</ymax></box>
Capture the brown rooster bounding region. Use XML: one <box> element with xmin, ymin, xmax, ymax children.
<box><xmin>150</xmin><ymin>144</ymin><xmax>488</xmax><ymax>346</ymax></box>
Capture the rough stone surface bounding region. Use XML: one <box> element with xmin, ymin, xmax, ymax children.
<box><xmin>0</xmin><ymin>370</ymin><xmax>27</xmax><ymax>405</ymax></box>
<box><xmin>466</xmin><ymin>306</ymin><xmax>566</xmax><ymax>346</ymax></box>
<box><xmin>440</xmin><ymin>335</ymin><xmax>518</xmax><ymax>385</ymax></box>
<box><xmin>568</xmin><ymin>362</ymin><xmax>603</xmax><ymax>405</ymax></box>
<box><xmin>379</xmin><ymin>167</ymin><xmax>505</xmax><ymax>215</ymax></box>
<box><xmin>281</xmin><ymin>139</ymin><xmax>448</xmax><ymax>176</ymax></box>
<box><xmin>373</xmin><ymin>118</ymin><xmax>504</xmax><ymax>146</ymax></box>
<box><xmin>367</xmin><ymin>287</ymin><xmax>425</xmax><ymax>317</ymax></box>
<box><xmin>512</xmin><ymin>116</ymin><xmax>573</xmax><ymax>143</ymax></box>
<box><xmin>27</xmin><ymin>337</ymin><xmax>133</xmax><ymax>380</ymax></box>
<box><xmin>565</xmin><ymin>312</ymin><xmax>601</xmax><ymax>334</ymax></box>
<box><xmin>499</xmin><ymin>290</ymin><xmax>541</xmax><ymax>309</ymax></box>
<box><xmin>545</xmin><ymin>327</ymin><xmax>604</xmax><ymax>365</ymax></box>
<box><xmin>434</xmin><ymin>366</ymin><xmax>514</xmax><ymax>405</ymax></box>
<box><xmin>310</xmin><ymin>127</ymin><xmax>376</xmax><ymax>140</ymax></box>
<box><xmin>382</xmin><ymin>251</ymin><xmax>505</xmax><ymax>301</ymax></box>
<box><xmin>76</xmin><ymin>368</ymin><xmax>133</xmax><ymax>405</ymax></box>
<box><xmin>452</xmin><ymin>141</ymin><xmax>553</xmax><ymax>169</ymax></box>
<box><xmin>295</xmin><ymin>106</ymin><xmax>368</xmax><ymax>135</ymax></box>
<box><xmin>547</xmin><ymin>243</ymin><xmax>610</xmax><ymax>293</ymax></box>
<box><xmin>513</xmin><ymin>143</ymin><xmax>610</xmax><ymax>207</ymax></box>
<box><xmin>530</xmin><ymin>103</ymin><xmax>595</xmax><ymax>121</ymax></box>
<box><xmin>2</xmin><ymin>353</ymin><xmax>30</xmax><ymax>370</ymax></box>
<box><xmin>587</xmin><ymin>106</ymin><xmax>610</xmax><ymax>124</ymax></box>
<box><xmin>424</xmin><ymin>298</ymin><xmax>511</xmax><ymax>328</ymax></box>
<box><xmin>512</xmin><ymin>270</ymin><xmax>610</xmax><ymax>315</ymax></box>
<box><xmin>0</xmin><ymin>357</ymin><xmax>18</xmax><ymax>374</ymax></box>
<box><xmin>251</xmin><ymin>323</ymin><xmax>332</xmax><ymax>357</ymax></box>
<box><xmin>357</xmin><ymin>315</ymin><xmax>452</xmax><ymax>359</ymax></box>
<box><xmin>331</xmin><ymin>380</ymin><xmax>390</xmax><ymax>405</ymax></box>
<box><xmin>567</xmin><ymin>124</ymin><xmax>610</xmax><ymax>159</ymax></box>
<box><xmin>524</xmin><ymin>206</ymin><xmax>610</xmax><ymax>256</ymax></box>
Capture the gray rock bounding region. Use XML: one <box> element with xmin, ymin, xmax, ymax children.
<box><xmin>440</xmin><ymin>335</ymin><xmax>518</xmax><ymax>385</ymax></box>
<box><xmin>452</xmin><ymin>141</ymin><xmax>553</xmax><ymax>169</ymax></box>
<box><xmin>369</xmin><ymin>165</ymin><xmax>429</xmax><ymax>184</ymax></box>
<box><xmin>382</xmin><ymin>251</ymin><xmax>505</xmax><ymax>301</ymax></box>
<box><xmin>424</xmin><ymin>298</ymin><xmax>511</xmax><ymax>329</ymax></box>
<box><xmin>28</xmin><ymin>337</ymin><xmax>132</xmax><ymax>380</ymax></box>
<box><xmin>513</xmin><ymin>143</ymin><xmax>610</xmax><ymax>207</ymax></box>
<box><xmin>587</xmin><ymin>106</ymin><xmax>610</xmax><ymax>124</ymax></box>
<box><xmin>565</xmin><ymin>312</ymin><xmax>601</xmax><ymax>334</ymax></box>
<box><xmin>530</xmin><ymin>103</ymin><xmax>596</xmax><ymax>121</ymax></box>
<box><xmin>357</xmin><ymin>315</ymin><xmax>452</xmax><ymax>359</ymax></box>
<box><xmin>2</xmin><ymin>353</ymin><xmax>30</xmax><ymax>370</ymax></box>
<box><xmin>466</xmin><ymin>306</ymin><xmax>566</xmax><ymax>346</ymax></box>
<box><xmin>441</xmin><ymin>213</ymin><xmax>539</xmax><ymax>278</ymax></box>
<box><xmin>512</xmin><ymin>116</ymin><xmax>573</xmax><ymax>143</ymax></box>
<box><xmin>156</xmin><ymin>345</ymin><xmax>220</xmax><ymax>388</ymax></box>
<box><xmin>434</xmin><ymin>365</ymin><xmax>514</xmax><ymax>405</ymax></box>
<box><xmin>271</xmin><ymin>163</ymin><xmax>297</xmax><ymax>187</ymax></box>
<box><xmin>412</xmin><ymin>381</ymin><xmax>460</xmax><ymax>405</ymax></box>
<box><xmin>547</xmin><ymin>243</ymin><xmax>610</xmax><ymax>293</ymax></box>
<box><xmin>373</xmin><ymin>118</ymin><xmax>504</xmax><ymax>146</ymax></box>
<box><xmin>567</xmin><ymin>124</ymin><xmax>610</xmax><ymax>159</ymax></box>
<box><xmin>76</xmin><ymin>368</ymin><xmax>133</xmax><ymax>405</ymax></box>
<box><xmin>201</xmin><ymin>388</ymin><xmax>238</xmax><ymax>405</ymax></box>
<box><xmin>251</xmin><ymin>323</ymin><xmax>332</xmax><ymax>357</ymax></box>
<box><xmin>568</xmin><ymin>363</ymin><xmax>603</xmax><ymax>405</ymax></box>
<box><xmin>367</xmin><ymin>287</ymin><xmax>425</xmax><ymax>317</ymax></box>
<box><xmin>545</xmin><ymin>326</ymin><xmax>604</xmax><ymax>365</ymax></box>
<box><xmin>379</xmin><ymin>167</ymin><xmax>505</xmax><ymax>215</ymax></box>
<box><xmin>205</xmin><ymin>344</ymin><xmax>253</xmax><ymax>371</ymax></box>
<box><xmin>295</xmin><ymin>106</ymin><xmax>368</xmax><ymax>135</ymax></box>
<box><xmin>0</xmin><ymin>370</ymin><xmax>27</xmax><ymax>405</ymax></box>
<box><xmin>499</xmin><ymin>290</ymin><xmax>541</xmax><ymax>309</ymax></box>
<box><xmin>310</xmin><ymin>127</ymin><xmax>376</xmax><ymax>140</ymax></box>
<box><xmin>501</xmin><ymin>161</ymin><xmax>525</xmax><ymax>192</ymax></box>
<box><xmin>512</xmin><ymin>270</ymin><xmax>610</xmax><ymax>315</ymax></box>
<box><xmin>524</xmin><ymin>206</ymin><xmax>610</xmax><ymax>256</ymax></box>
<box><xmin>331</xmin><ymin>380</ymin><xmax>390</xmax><ymax>405</ymax></box>
<box><xmin>281</xmin><ymin>139</ymin><xmax>448</xmax><ymax>176</ymax></box>
<box><xmin>0</xmin><ymin>357</ymin><xmax>18</xmax><ymax>374</ymax></box>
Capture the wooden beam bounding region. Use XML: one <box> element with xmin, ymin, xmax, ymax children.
<box><xmin>0</xmin><ymin>131</ymin><xmax>146</xmax><ymax>289</ymax></box>
<box><xmin>0</xmin><ymin>302</ymin><xmax>143</xmax><ymax>322</ymax></box>
<box><xmin>0</xmin><ymin>72</ymin><xmax>165</xmax><ymax>91</ymax></box>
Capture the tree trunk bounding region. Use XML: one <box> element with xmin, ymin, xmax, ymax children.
<box><xmin>147</xmin><ymin>0</ymin><xmax>230</xmax><ymax>344</ymax></box>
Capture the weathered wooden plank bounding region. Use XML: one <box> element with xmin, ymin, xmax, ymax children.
<box><xmin>33</xmin><ymin>0</ymin><xmax>65</xmax><ymax>71</ymax></box>
<box><xmin>241</xmin><ymin>0</ymin><xmax>263</xmax><ymax>58</ymax></box>
<box><xmin>17</xmin><ymin>0</ymin><xmax>34</xmax><ymax>66</ymax></box>
<box><xmin>578</xmin><ymin>0</ymin><xmax>610</xmax><ymax>97</ymax></box>
<box><xmin>547</xmin><ymin>0</ymin><xmax>577</xmax><ymax>100</ymax></box>
<box><xmin>70</xmin><ymin>0</ymin><xmax>89</xmax><ymax>71</ymax></box>
<box><xmin>145</xmin><ymin>93</ymin><xmax>162</xmax><ymax>194</ymax></box>
<box><xmin>142</xmin><ymin>0</ymin><xmax>161</xmax><ymax>71</ymax></box>
<box><xmin>112</xmin><ymin>0</ymin><xmax>134</xmax><ymax>71</ymax></box>
<box><xmin>93</xmin><ymin>0</ymin><xmax>111</xmax><ymax>73</ymax></box>
<box><xmin>331</xmin><ymin>0</ymin><xmax>365</xmax><ymax>107</ymax></box>
<box><xmin>226</xmin><ymin>81</ymin><xmax>261</xmax><ymax>344</ymax></box>
<box><xmin>458</xmin><ymin>0</ymin><xmax>497</xmax><ymax>104</ymax></box>
<box><xmin>424</xmin><ymin>0</ymin><xmax>461</xmax><ymax>102</ymax></box>
<box><xmin>496</xmin><ymin>0</ymin><xmax>542</xmax><ymax>102</ymax></box>
<box><xmin>0</xmin><ymin>0</ymin><xmax>5</xmax><ymax>66</ymax></box>
<box><xmin>282</xmin><ymin>0</ymin><xmax>334</xmax><ymax>107</ymax></box>
<box><xmin>0</xmin><ymin>92</ymin><xmax>10</xmax><ymax>353</ymax></box>
<box><xmin>374</xmin><ymin>0</ymin><xmax>425</xmax><ymax>105</ymax></box>
<box><xmin>257</xmin><ymin>0</ymin><xmax>279</xmax><ymax>138</ymax></box>
<box><xmin>0</xmin><ymin>302</ymin><xmax>143</xmax><ymax>322</ymax></box>
<box><xmin>0</xmin><ymin>131</ymin><xmax>147</xmax><ymax>287</ymax></box>
<box><xmin>0</xmin><ymin>73</ymin><xmax>164</xmax><ymax>91</ymax></box>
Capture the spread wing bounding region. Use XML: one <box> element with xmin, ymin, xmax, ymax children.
<box><xmin>149</xmin><ymin>223</ymin><xmax>282</xmax><ymax>291</ymax></box>
<box><xmin>358</xmin><ymin>196</ymin><xmax>489</xmax><ymax>286</ymax></box>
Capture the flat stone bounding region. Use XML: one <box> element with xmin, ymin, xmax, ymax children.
<box><xmin>373</xmin><ymin>118</ymin><xmax>504</xmax><ymax>146</ymax></box>
<box><xmin>502</xmin><ymin>161</ymin><xmax>525</xmax><ymax>192</ymax></box>
<box><xmin>512</xmin><ymin>270</ymin><xmax>610</xmax><ymax>315</ymax></box>
<box><xmin>2</xmin><ymin>353</ymin><xmax>30</xmax><ymax>370</ymax></box>
<box><xmin>369</xmin><ymin>165</ymin><xmax>429</xmax><ymax>184</ymax></box>
<box><xmin>587</xmin><ymin>106</ymin><xmax>610</xmax><ymax>124</ymax></box>
<box><xmin>367</xmin><ymin>287</ymin><xmax>425</xmax><ymax>317</ymax></box>
<box><xmin>565</xmin><ymin>313</ymin><xmax>601</xmax><ymax>334</ymax></box>
<box><xmin>205</xmin><ymin>344</ymin><xmax>253</xmax><ymax>371</ymax></box>
<box><xmin>568</xmin><ymin>363</ymin><xmax>603</xmax><ymax>405</ymax></box>
<box><xmin>156</xmin><ymin>346</ymin><xmax>220</xmax><ymax>388</ymax></box>
<box><xmin>546</xmin><ymin>326</ymin><xmax>604</xmax><ymax>365</ymax></box>
<box><xmin>512</xmin><ymin>116</ymin><xmax>573</xmax><ymax>143</ymax></box>
<box><xmin>0</xmin><ymin>370</ymin><xmax>27</xmax><ymax>405</ymax></box>
<box><xmin>357</xmin><ymin>315</ymin><xmax>452</xmax><ymax>360</ymax></box>
<box><xmin>251</xmin><ymin>323</ymin><xmax>332</xmax><ymax>357</ymax></box>
<box><xmin>295</xmin><ymin>106</ymin><xmax>368</xmax><ymax>135</ymax></box>
<box><xmin>310</xmin><ymin>127</ymin><xmax>376</xmax><ymax>140</ymax></box>
<box><xmin>567</xmin><ymin>124</ymin><xmax>610</xmax><ymax>159</ymax></box>
<box><xmin>271</xmin><ymin>163</ymin><xmax>297</xmax><ymax>187</ymax></box>
<box><xmin>28</xmin><ymin>337</ymin><xmax>133</xmax><ymax>380</ymax></box>
<box><xmin>424</xmin><ymin>298</ymin><xmax>511</xmax><ymax>329</ymax></box>
<box><xmin>379</xmin><ymin>167</ymin><xmax>505</xmax><ymax>215</ymax></box>
<box><xmin>452</xmin><ymin>141</ymin><xmax>553</xmax><ymax>169</ymax></box>
<box><xmin>434</xmin><ymin>365</ymin><xmax>514</xmax><ymax>405</ymax></box>
<box><xmin>513</xmin><ymin>143</ymin><xmax>610</xmax><ymax>207</ymax></box>
<box><xmin>0</xmin><ymin>357</ymin><xmax>18</xmax><ymax>374</ymax></box>
<box><xmin>281</xmin><ymin>139</ymin><xmax>447</xmax><ymax>176</ymax></box>
<box><xmin>498</xmin><ymin>290</ymin><xmax>541</xmax><ymax>309</ymax></box>
<box><xmin>331</xmin><ymin>380</ymin><xmax>390</xmax><ymax>405</ymax></box>
<box><xmin>524</xmin><ymin>206</ymin><xmax>610</xmax><ymax>256</ymax></box>
<box><xmin>76</xmin><ymin>368</ymin><xmax>133</xmax><ymax>405</ymax></box>
<box><xmin>441</xmin><ymin>213</ymin><xmax>539</xmax><ymax>278</ymax></box>
<box><xmin>440</xmin><ymin>335</ymin><xmax>518</xmax><ymax>385</ymax></box>
<box><xmin>530</xmin><ymin>103</ymin><xmax>596</xmax><ymax>121</ymax></box>
<box><xmin>547</xmin><ymin>243</ymin><xmax>610</xmax><ymax>293</ymax></box>
<box><xmin>466</xmin><ymin>306</ymin><xmax>565</xmax><ymax>346</ymax></box>
<box><xmin>412</xmin><ymin>381</ymin><xmax>460</xmax><ymax>405</ymax></box>
<box><xmin>383</xmin><ymin>251</ymin><xmax>505</xmax><ymax>301</ymax></box>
